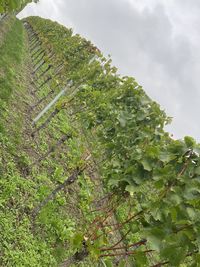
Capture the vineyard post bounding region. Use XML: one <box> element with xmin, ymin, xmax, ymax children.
<box><xmin>32</xmin><ymin>81</ymin><xmax>73</xmax><ymax>125</ymax></box>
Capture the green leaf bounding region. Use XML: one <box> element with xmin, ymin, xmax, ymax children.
<box><xmin>167</xmin><ymin>192</ymin><xmax>182</xmax><ymax>205</ymax></box>
<box><xmin>150</xmin><ymin>201</ymin><xmax>163</xmax><ymax>221</ymax></box>
<box><xmin>145</xmin><ymin>228</ymin><xmax>165</xmax><ymax>251</ymax></box>
<box><xmin>130</xmin><ymin>222</ymin><xmax>140</xmax><ymax>233</ymax></box>
<box><xmin>118</xmin><ymin>112</ymin><xmax>127</xmax><ymax>127</ymax></box>
<box><xmin>118</xmin><ymin>259</ymin><xmax>126</xmax><ymax>267</ymax></box>
<box><xmin>134</xmin><ymin>251</ymin><xmax>148</xmax><ymax>266</ymax></box>
<box><xmin>186</xmin><ymin>207</ymin><xmax>196</xmax><ymax>221</ymax></box>
<box><xmin>161</xmin><ymin>246</ymin><xmax>187</xmax><ymax>266</ymax></box>
<box><xmin>184</xmin><ymin>136</ymin><xmax>196</xmax><ymax>148</ymax></box>
<box><xmin>194</xmin><ymin>166</ymin><xmax>200</xmax><ymax>175</ymax></box>
<box><xmin>154</xmin><ymin>179</ymin><xmax>164</xmax><ymax>189</ymax></box>
<box><xmin>159</xmin><ymin>151</ymin><xmax>175</xmax><ymax>163</ymax></box>
<box><xmin>193</xmin><ymin>254</ymin><xmax>200</xmax><ymax>264</ymax></box>
<box><xmin>183</xmin><ymin>185</ymin><xmax>200</xmax><ymax>200</ymax></box>
<box><xmin>141</xmin><ymin>158</ymin><xmax>152</xmax><ymax>171</ymax></box>
<box><xmin>196</xmin><ymin>236</ymin><xmax>200</xmax><ymax>251</ymax></box>
<box><xmin>71</xmin><ymin>233</ymin><xmax>84</xmax><ymax>250</ymax></box>
<box><xmin>125</xmin><ymin>185</ymin><xmax>136</xmax><ymax>196</ymax></box>
<box><xmin>170</xmin><ymin>207</ymin><xmax>177</xmax><ymax>222</ymax></box>
<box><xmin>102</xmin><ymin>259</ymin><xmax>113</xmax><ymax>267</ymax></box>
<box><xmin>88</xmin><ymin>243</ymin><xmax>101</xmax><ymax>259</ymax></box>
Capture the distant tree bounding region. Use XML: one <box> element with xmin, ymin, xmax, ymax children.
<box><xmin>0</xmin><ymin>0</ymin><xmax>39</xmax><ymax>13</ymax></box>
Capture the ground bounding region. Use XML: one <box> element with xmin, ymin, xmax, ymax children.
<box><xmin>0</xmin><ymin>16</ymin><xmax>127</xmax><ymax>267</ymax></box>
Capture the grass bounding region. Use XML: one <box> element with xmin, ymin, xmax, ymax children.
<box><xmin>0</xmin><ymin>18</ymin><xmax>58</xmax><ymax>266</ymax></box>
<box><xmin>0</xmin><ymin>19</ymin><xmax>24</xmax><ymax>98</ymax></box>
<box><xmin>0</xmin><ymin>18</ymin><xmax>24</xmax><ymax>134</ymax></box>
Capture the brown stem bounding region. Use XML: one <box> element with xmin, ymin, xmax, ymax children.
<box><xmin>101</xmin><ymin>239</ymin><xmax>147</xmax><ymax>252</ymax></box>
<box><xmin>101</xmin><ymin>229</ymin><xmax>131</xmax><ymax>251</ymax></box>
<box><xmin>90</xmin><ymin>206</ymin><xmax>116</xmax><ymax>235</ymax></box>
<box><xmin>88</xmin><ymin>199</ymin><xmax>120</xmax><ymax>240</ymax></box>
<box><xmin>93</xmin><ymin>211</ymin><xmax>143</xmax><ymax>241</ymax></box>
<box><xmin>100</xmin><ymin>249</ymin><xmax>154</xmax><ymax>258</ymax></box>
<box><xmin>116</xmin><ymin>211</ymin><xmax>143</xmax><ymax>229</ymax></box>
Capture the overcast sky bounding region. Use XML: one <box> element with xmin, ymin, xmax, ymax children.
<box><xmin>18</xmin><ymin>0</ymin><xmax>200</xmax><ymax>141</ymax></box>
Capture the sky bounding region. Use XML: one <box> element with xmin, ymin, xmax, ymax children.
<box><xmin>18</xmin><ymin>0</ymin><xmax>200</xmax><ymax>141</ymax></box>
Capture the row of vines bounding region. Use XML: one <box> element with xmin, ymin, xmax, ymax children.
<box><xmin>24</xmin><ymin>16</ymin><xmax>200</xmax><ymax>266</ymax></box>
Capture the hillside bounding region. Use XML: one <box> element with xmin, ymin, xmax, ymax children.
<box><xmin>0</xmin><ymin>0</ymin><xmax>38</xmax><ymax>13</ymax></box>
<box><xmin>1</xmin><ymin>14</ymin><xmax>200</xmax><ymax>267</ymax></box>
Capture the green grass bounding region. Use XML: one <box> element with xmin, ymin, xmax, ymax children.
<box><xmin>0</xmin><ymin>18</ymin><xmax>25</xmax><ymax>133</ymax></box>
<box><xmin>0</xmin><ymin>19</ymin><xmax>24</xmax><ymax>97</ymax></box>
<box><xmin>0</xmin><ymin>18</ymin><xmax>57</xmax><ymax>266</ymax></box>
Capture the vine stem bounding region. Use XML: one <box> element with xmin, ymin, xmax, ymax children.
<box><xmin>89</xmin><ymin>196</ymin><xmax>120</xmax><ymax>226</ymax></box>
<box><xmin>101</xmin><ymin>238</ymin><xmax>147</xmax><ymax>252</ymax></box>
<box><xmin>100</xmin><ymin>229</ymin><xmax>131</xmax><ymax>251</ymax></box>
<box><xmin>88</xmin><ymin>201</ymin><xmax>119</xmax><ymax>240</ymax></box>
<box><xmin>100</xmin><ymin>249</ymin><xmax>154</xmax><ymax>258</ymax></box>
<box><xmin>93</xmin><ymin>211</ymin><xmax>143</xmax><ymax>241</ymax></box>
